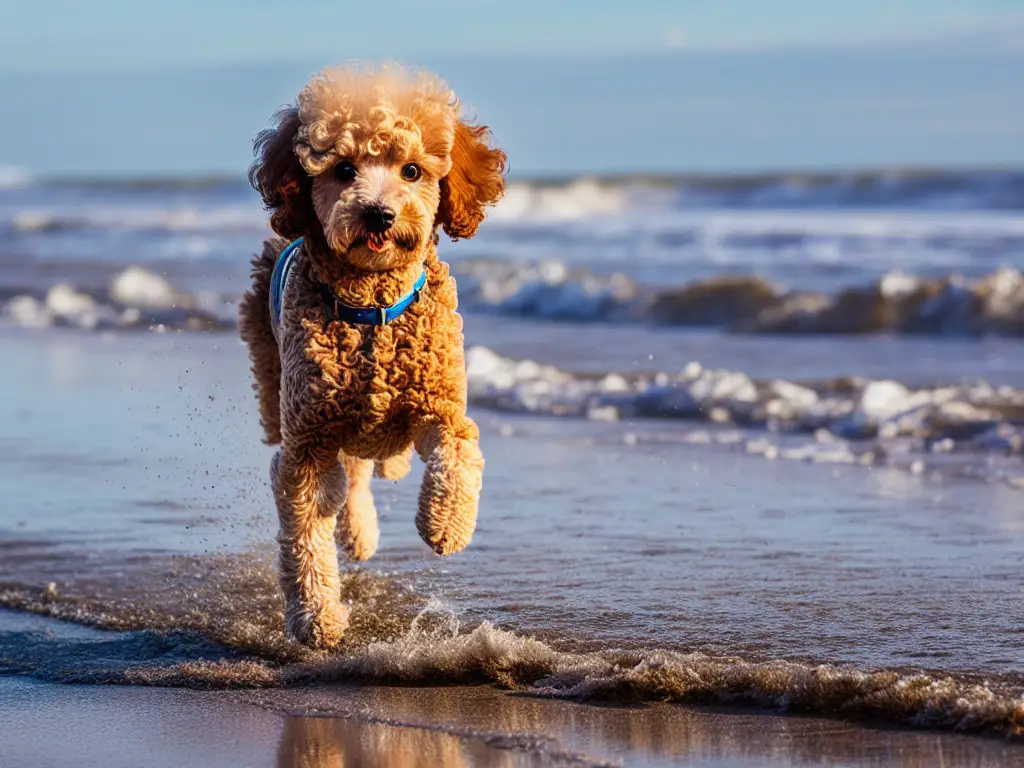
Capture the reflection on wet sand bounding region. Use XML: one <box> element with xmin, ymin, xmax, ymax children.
<box><xmin>268</xmin><ymin>685</ymin><xmax>1022</xmax><ymax>768</ymax></box>
<box><xmin>275</xmin><ymin>714</ymin><xmax>513</xmax><ymax>768</ymax></box>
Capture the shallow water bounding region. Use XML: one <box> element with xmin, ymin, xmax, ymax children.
<box><xmin>4</xmin><ymin>331</ymin><xmax>1023</xmax><ymax>673</ymax></box>
<box><xmin>1</xmin><ymin>330</ymin><xmax>1023</xmax><ymax>758</ymax></box>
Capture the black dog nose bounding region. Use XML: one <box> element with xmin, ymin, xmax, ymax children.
<box><xmin>363</xmin><ymin>204</ymin><xmax>396</xmax><ymax>234</ymax></box>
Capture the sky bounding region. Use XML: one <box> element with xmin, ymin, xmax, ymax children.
<box><xmin>0</xmin><ymin>0</ymin><xmax>1021</xmax><ymax>176</ymax></box>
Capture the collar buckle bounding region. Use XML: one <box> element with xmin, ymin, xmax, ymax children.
<box><xmin>316</xmin><ymin>264</ymin><xmax>427</xmax><ymax>326</ymax></box>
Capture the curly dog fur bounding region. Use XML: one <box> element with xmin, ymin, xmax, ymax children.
<box><xmin>238</xmin><ymin>64</ymin><xmax>505</xmax><ymax>648</ymax></box>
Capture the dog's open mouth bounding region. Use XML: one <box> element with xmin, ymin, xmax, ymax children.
<box><xmin>366</xmin><ymin>232</ymin><xmax>389</xmax><ymax>252</ymax></box>
<box><xmin>354</xmin><ymin>232</ymin><xmax>418</xmax><ymax>254</ymax></box>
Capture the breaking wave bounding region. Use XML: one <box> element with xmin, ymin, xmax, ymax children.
<box><xmin>457</xmin><ymin>261</ymin><xmax>1024</xmax><ymax>336</ymax></box>
<box><xmin>662</xmin><ymin>168</ymin><xmax>1024</xmax><ymax>211</ymax></box>
<box><xmin>2</xmin><ymin>554</ymin><xmax>1023</xmax><ymax>740</ymax></box>
<box><xmin>1</xmin><ymin>266</ymin><xmax>236</xmax><ymax>332</ymax></box>
<box><xmin>465</xmin><ymin>346</ymin><xmax>1024</xmax><ymax>487</ymax></box>
<box><xmin>17</xmin><ymin>167</ymin><xmax>1024</xmax><ymax>210</ymax></box>
<box><xmin>0</xmin><ymin>266</ymin><xmax>1021</xmax><ymax>482</ymax></box>
<box><xmin>4</xmin><ymin>263</ymin><xmax>1023</xmax><ymax>337</ymax></box>
<box><xmin>0</xmin><ymin>166</ymin><xmax>33</xmax><ymax>189</ymax></box>
<box><xmin>5</xmin><ymin>205</ymin><xmax>266</xmax><ymax>236</ymax></box>
<box><xmin>490</xmin><ymin>178</ymin><xmax>631</xmax><ymax>222</ymax></box>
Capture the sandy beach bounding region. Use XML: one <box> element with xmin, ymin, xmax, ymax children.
<box><xmin>5</xmin><ymin>671</ymin><xmax>1022</xmax><ymax>767</ymax></box>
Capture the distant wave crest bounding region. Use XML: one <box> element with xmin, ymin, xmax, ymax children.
<box><xmin>455</xmin><ymin>260</ymin><xmax>1024</xmax><ymax>336</ymax></box>
<box><xmin>3</xmin><ymin>263</ymin><xmax>1023</xmax><ymax>338</ymax></box>
<box><xmin>6</xmin><ymin>206</ymin><xmax>266</xmax><ymax>236</ymax></box>
<box><xmin>490</xmin><ymin>170</ymin><xmax>1024</xmax><ymax>216</ymax></box>
<box><xmin>0</xmin><ymin>166</ymin><xmax>33</xmax><ymax>189</ymax></box>
<box><xmin>20</xmin><ymin>168</ymin><xmax>1024</xmax><ymax>210</ymax></box>
<box><xmin>1</xmin><ymin>266</ymin><xmax>235</xmax><ymax>332</ymax></box>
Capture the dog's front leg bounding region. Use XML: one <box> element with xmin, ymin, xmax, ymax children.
<box><xmin>414</xmin><ymin>417</ymin><xmax>484</xmax><ymax>556</ymax></box>
<box><xmin>270</xmin><ymin>445</ymin><xmax>348</xmax><ymax>648</ymax></box>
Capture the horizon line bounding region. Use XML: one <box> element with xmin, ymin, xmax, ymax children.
<box><xmin>12</xmin><ymin>163</ymin><xmax>1024</xmax><ymax>190</ymax></box>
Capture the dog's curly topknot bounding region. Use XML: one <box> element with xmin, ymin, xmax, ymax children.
<box><xmin>294</xmin><ymin>64</ymin><xmax>456</xmax><ymax>174</ymax></box>
<box><xmin>248</xmin><ymin>63</ymin><xmax>506</xmax><ymax>244</ymax></box>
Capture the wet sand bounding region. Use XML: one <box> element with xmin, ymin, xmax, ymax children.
<box><xmin>4</xmin><ymin>667</ymin><xmax>1021</xmax><ymax>767</ymax></box>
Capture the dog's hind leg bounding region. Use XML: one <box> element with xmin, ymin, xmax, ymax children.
<box><xmin>414</xmin><ymin>416</ymin><xmax>484</xmax><ymax>556</ymax></box>
<box><xmin>337</xmin><ymin>455</ymin><xmax>380</xmax><ymax>561</ymax></box>
<box><xmin>271</xmin><ymin>445</ymin><xmax>349</xmax><ymax>649</ymax></box>
<box><xmin>239</xmin><ymin>239</ymin><xmax>287</xmax><ymax>444</ymax></box>
<box><xmin>374</xmin><ymin>443</ymin><xmax>413</xmax><ymax>481</ymax></box>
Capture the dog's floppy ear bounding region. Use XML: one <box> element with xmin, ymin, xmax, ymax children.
<box><xmin>437</xmin><ymin>120</ymin><xmax>507</xmax><ymax>240</ymax></box>
<box><xmin>248</xmin><ymin>107</ymin><xmax>314</xmax><ymax>240</ymax></box>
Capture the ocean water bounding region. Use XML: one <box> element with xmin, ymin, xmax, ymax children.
<box><xmin>3</xmin><ymin>170</ymin><xmax>1024</xmax><ymax>332</ymax></box>
<box><xmin>1</xmin><ymin>170</ymin><xmax>1023</xmax><ymax>762</ymax></box>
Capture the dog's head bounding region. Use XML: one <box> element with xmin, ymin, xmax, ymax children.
<box><xmin>250</xmin><ymin>65</ymin><xmax>506</xmax><ymax>272</ymax></box>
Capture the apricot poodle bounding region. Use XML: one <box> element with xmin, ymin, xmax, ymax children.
<box><xmin>238</xmin><ymin>64</ymin><xmax>506</xmax><ymax>648</ymax></box>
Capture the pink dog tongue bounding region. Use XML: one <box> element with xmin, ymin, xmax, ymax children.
<box><xmin>367</xmin><ymin>234</ymin><xmax>386</xmax><ymax>252</ymax></box>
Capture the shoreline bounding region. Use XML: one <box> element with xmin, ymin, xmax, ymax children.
<box><xmin>3</xmin><ymin>670</ymin><xmax>1022</xmax><ymax>768</ymax></box>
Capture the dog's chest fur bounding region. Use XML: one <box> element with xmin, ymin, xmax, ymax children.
<box><xmin>278</xmin><ymin>258</ymin><xmax>467</xmax><ymax>458</ymax></box>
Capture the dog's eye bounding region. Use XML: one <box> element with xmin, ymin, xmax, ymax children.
<box><xmin>400</xmin><ymin>163</ymin><xmax>422</xmax><ymax>182</ymax></box>
<box><xmin>333</xmin><ymin>161</ymin><xmax>357</xmax><ymax>182</ymax></box>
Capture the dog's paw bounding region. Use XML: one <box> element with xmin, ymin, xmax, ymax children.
<box><xmin>416</xmin><ymin>437</ymin><xmax>483</xmax><ymax>555</ymax></box>
<box><xmin>285</xmin><ymin>601</ymin><xmax>349</xmax><ymax>650</ymax></box>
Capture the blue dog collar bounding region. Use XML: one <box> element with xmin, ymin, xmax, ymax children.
<box><xmin>270</xmin><ymin>237</ymin><xmax>304</xmax><ymax>325</ymax></box>
<box><xmin>318</xmin><ymin>267</ymin><xmax>427</xmax><ymax>326</ymax></box>
<box><xmin>270</xmin><ymin>237</ymin><xmax>426</xmax><ymax>327</ymax></box>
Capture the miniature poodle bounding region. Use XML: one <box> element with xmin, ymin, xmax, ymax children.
<box><xmin>238</xmin><ymin>64</ymin><xmax>506</xmax><ymax>648</ymax></box>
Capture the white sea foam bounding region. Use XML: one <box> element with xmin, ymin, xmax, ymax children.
<box><xmin>109</xmin><ymin>267</ymin><xmax>180</xmax><ymax>308</ymax></box>
<box><xmin>0</xmin><ymin>166</ymin><xmax>32</xmax><ymax>189</ymax></box>
<box><xmin>6</xmin><ymin>205</ymin><xmax>267</xmax><ymax>235</ymax></box>
<box><xmin>44</xmin><ymin>284</ymin><xmax>116</xmax><ymax>330</ymax></box>
<box><xmin>455</xmin><ymin>258</ymin><xmax>1024</xmax><ymax>335</ymax></box>
<box><xmin>3</xmin><ymin>295</ymin><xmax>51</xmax><ymax>329</ymax></box>
<box><xmin>6</xmin><ymin>578</ymin><xmax>1024</xmax><ymax>739</ymax></box>
<box><xmin>490</xmin><ymin>179</ymin><xmax>630</xmax><ymax>222</ymax></box>
<box><xmin>1</xmin><ymin>266</ymin><xmax>231</xmax><ymax>331</ymax></box>
<box><xmin>465</xmin><ymin>345</ymin><xmax>1024</xmax><ymax>479</ymax></box>
<box><xmin>454</xmin><ymin>259</ymin><xmax>641</xmax><ymax>320</ymax></box>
